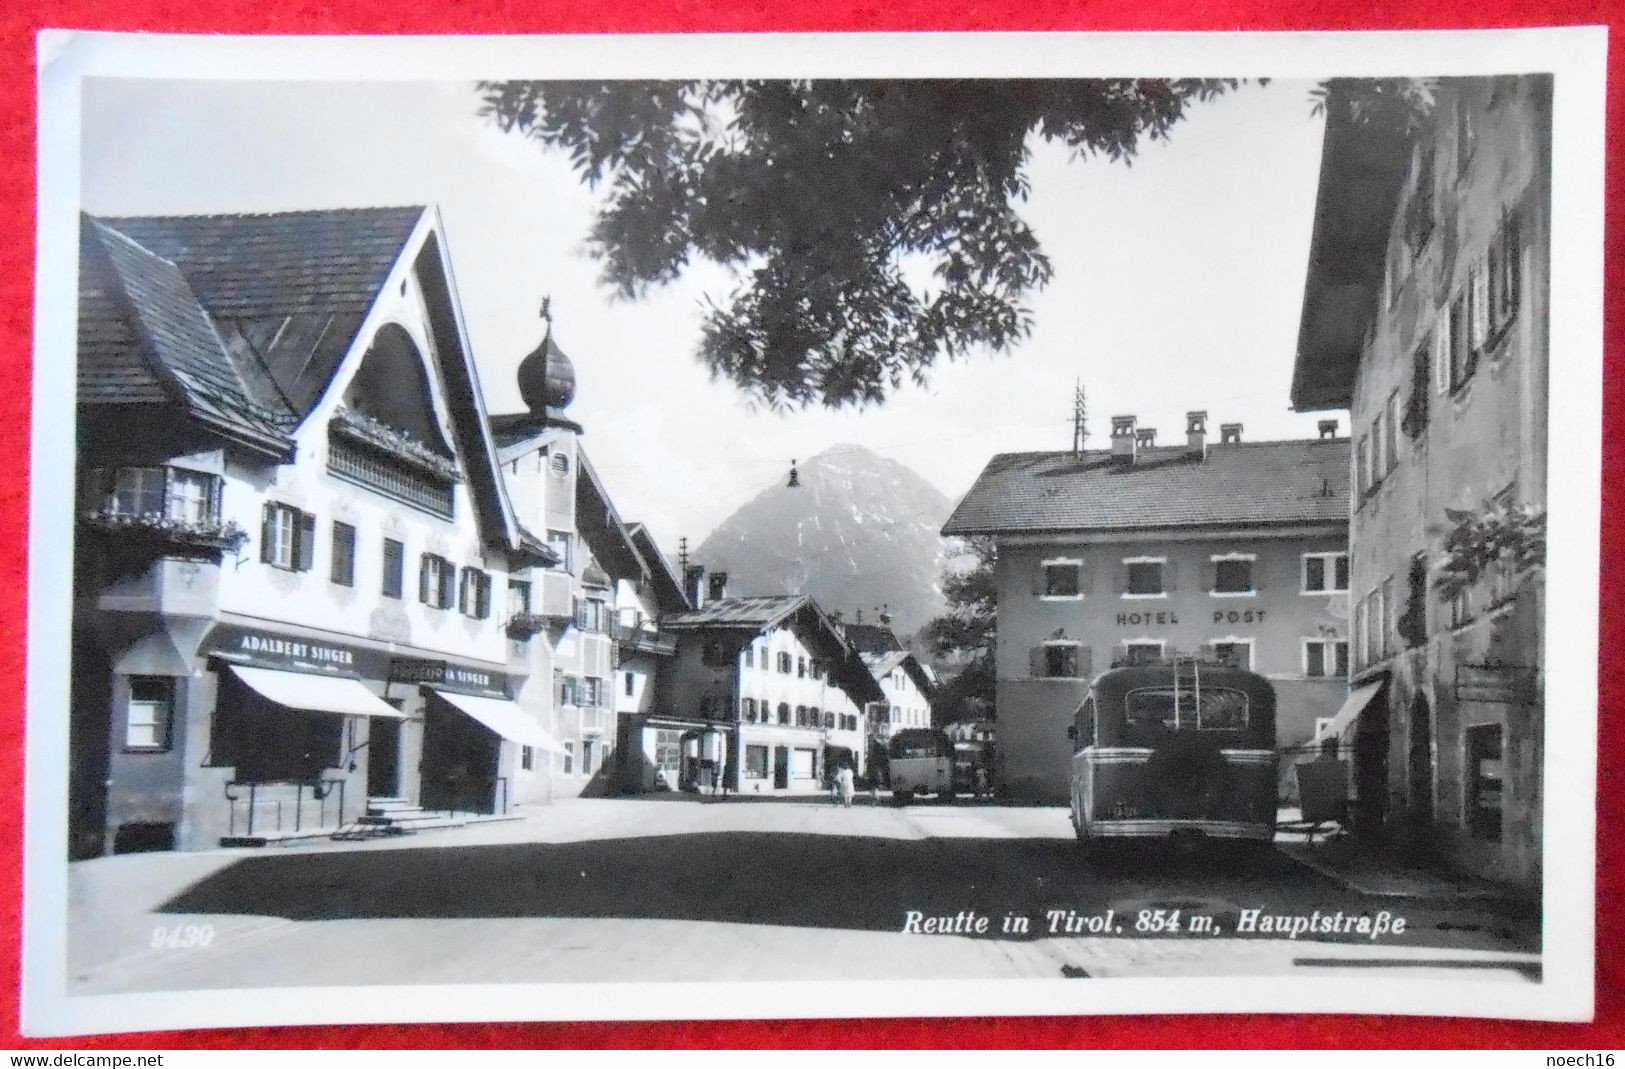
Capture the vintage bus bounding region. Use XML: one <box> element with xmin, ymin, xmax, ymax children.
<box><xmin>887</xmin><ymin>727</ymin><xmax>955</xmax><ymax>803</ymax></box>
<box><xmin>1068</xmin><ymin>661</ymin><xmax>1278</xmax><ymax>848</ymax></box>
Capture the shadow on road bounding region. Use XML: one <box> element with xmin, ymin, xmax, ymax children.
<box><xmin>156</xmin><ymin>831</ymin><xmax>1537</xmax><ymax>952</ymax></box>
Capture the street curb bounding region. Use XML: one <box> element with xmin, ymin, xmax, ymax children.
<box><xmin>1276</xmin><ymin>843</ymin><xmax>1510</xmax><ymax>904</ymax></box>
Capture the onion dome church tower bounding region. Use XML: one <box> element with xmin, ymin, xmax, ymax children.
<box><xmin>492</xmin><ymin>296</ymin><xmax>582</xmax><ymax>436</ymax></box>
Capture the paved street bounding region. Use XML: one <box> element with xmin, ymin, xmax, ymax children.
<box><xmin>68</xmin><ymin>796</ymin><xmax>1540</xmax><ymax>994</ymax></box>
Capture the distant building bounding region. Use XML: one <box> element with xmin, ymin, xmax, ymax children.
<box><xmin>1292</xmin><ymin>76</ymin><xmax>1549</xmax><ymax>891</ymax></box>
<box><xmin>489</xmin><ymin>321</ymin><xmax>688</xmax><ymax>802</ymax></box>
<box><xmin>859</xmin><ymin>648</ymin><xmax>937</xmax><ymax>778</ymax></box>
<box><xmin>657</xmin><ymin>579</ymin><xmax>884</xmax><ymax>794</ymax></box>
<box><xmin>943</xmin><ymin>417</ymin><xmax>1351</xmax><ymax>802</ymax></box>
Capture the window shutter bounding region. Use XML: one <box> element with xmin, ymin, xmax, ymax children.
<box><xmin>295</xmin><ymin>511</ymin><xmax>316</xmax><ymax>572</ymax></box>
<box><xmin>1078</xmin><ymin>556</ymin><xmax>1095</xmax><ymax>594</ymax></box>
<box><xmin>1077</xmin><ymin>645</ymin><xmax>1094</xmax><ymax>679</ymax></box>
<box><xmin>1029</xmin><ymin>646</ymin><xmax>1046</xmax><ymax>678</ymax></box>
<box><xmin>477</xmin><ymin>574</ymin><xmax>491</xmax><ymax>619</ymax></box>
<box><xmin>418</xmin><ymin>556</ymin><xmax>431</xmax><ymax>604</ymax></box>
<box><xmin>208</xmin><ymin>475</ymin><xmax>224</xmax><ymax>523</ymax></box>
<box><xmin>1434</xmin><ymin>310</ymin><xmax>1450</xmax><ymax>395</ymax></box>
<box><xmin>1115</xmin><ymin>560</ymin><xmax>1129</xmax><ymax>594</ymax></box>
<box><xmin>440</xmin><ymin>564</ymin><xmax>455</xmax><ymax>609</ymax></box>
<box><xmin>1471</xmin><ymin>260</ymin><xmax>1490</xmax><ymax>349</ymax></box>
<box><xmin>1162</xmin><ymin>560</ymin><xmax>1178</xmax><ymax>593</ymax></box>
<box><xmin>260</xmin><ymin>504</ymin><xmax>274</xmax><ymax>563</ymax></box>
<box><xmin>458</xmin><ymin>570</ymin><xmax>470</xmax><ymax>615</ymax></box>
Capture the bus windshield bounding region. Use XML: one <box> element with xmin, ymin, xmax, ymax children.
<box><xmin>1123</xmin><ymin>686</ymin><xmax>1250</xmax><ymax>731</ymax></box>
<box><xmin>889</xmin><ymin>730</ymin><xmax>947</xmax><ymax>759</ymax></box>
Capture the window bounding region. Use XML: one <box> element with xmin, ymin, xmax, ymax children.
<box><xmin>1124</xmin><ymin>559</ymin><xmax>1165</xmax><ymax>597</ymax></box>
<box><xmin>109</xmin><ymin>466</ymin><xmax>166</xmax><ymax>517</ymax></box>
<box><xmin>1487</xmin><ymin>215</ymin><xmax>1522</xmax><ymax>339</ymax></box>
<box><xmin>557</xmin><ymin>673</ymin><xmax>579</xmax><ymax>707</ymax></box>
<box><xmin>746</xmin><ymin>745</ymin><xmax>770</xmax><ymax>779</ymax></box>
<box><xmin>508</xmin><ymin>579</ymin><xmax>531</xmax><ymax>616</ymax></box>
<box><xmin>1304</xmin><ymin>639</ymin><xmax>1350</xmax><ymax>678</ymax></box>
<box><xmin>1303</xmin><ymin>553</ymin><xmax>1350</xmax><ymax>593</ymax></box>
<box><xmin>1042</xmin><ymin>560</ymin><xmax>1082</xmax><ymax>598</ymax></box>
<box><xmin>1456</xmin><ymin>88</ymin><xmax>1477</xmax><ymax>176</ymax></box>
<box><xmin>574</xmin><ymin>595</ymin><xmax>605</xmax><ymax>632</ymax></box>
<box><xmin>1212</xmin><ymin>556</ymin><xmax>1254</xmax><ymax>595</ymax></box>
<box><xmin>797</xmin><ymin>657</ymin><xmax>807</xmax><ymax>679</ymax></box>
<box><xmin>1210</xmin><ymin>641</ymin><xmax>1252</xmax><ymax>671</ymax></box>
<box><xmin>583</xmin><ymin>677</ymin><xmax>605</xmax><ymax>709</ymax></box>
<box><xmin>1403</xmin><ymin>145</ymin><xmax>1435</xmax><ymax>256</ymax></box>
<box><xmin>1383</xmin><ymin>392</ymin><xmax>1400</xmax><ymax>474</ymax></box>
<box><xmin>1449</xmin><ymin>288</ymin><xmax>1476</xmax><ymax>391</ymax></box>
<box><xmin>811</xmin><ymin>659</ymin><xmax>824</xmax><ymax>680</ymax></box>
<box><xmin>776</xmin><ymin>702</ymin><xmax>790</xmax><ymax>725</ymax></box>
<box><xmin>1466</xmin><ymin>724</ymin><xmax>1503</xmax><ymax>841</ymax></box>
<box><xmin>795</xmin><ymin>705</ymin><xmax>808</xmax><ymax>727</ymax></box>
<box><xmin>381</xmin><ymin>538</ymin><xmax>405</xmax><ymax>598</ymax></box>
<box><xmin>625</xmin><ymin>672</ymin><xmax>635</xmax><ymax>698</ymax></box>
<box><xmin>742</xmin><ymin>697</ymin><xmax>756</xmax><ymax>722</ymax></box>
<box><xmin>562</xmin><ymin>741</ymin><xmax>575</xmax><ymax>776</ymax></box>
<box><xmin>1404</xmin><ymin>342</ymin><xmax>1431</xmax><ymax>439</ymax></box>
<box><xmin>1122</xmin><ymin>641</ymin><xmax>1164</xmax><ymax>667</ymax></box>
<box><xmin>550</xmin><ymin>452</ymin><xmax>570</xmax><ymax>477</ymax></box>
<box><xmin>546</xmin><ymin>530</ymin><xmax>572</xmax><ymax>571</ymax></box>
<box><xmin>1124</xmin><ymin>687</ymin><xmax>1249</xmax><ymax>732</ymax></box>
<box><xmin>777</xmin><ymin>652</ymin><xmax>793</xmax><ymax>674</ymax></box>
<box><xmin>521</xmin><ymin>746</ymin><xmax>534</xmax><ymax>771</ymax></box>
<box><xmin>260</xmin><ymin>503</ymin><xmax>315</xmax><ymax>572</ymax></box>
<box><xmin>166</xmin><ymin>469</ymin><xmax>216</xmax><ymax>524</ymax></box>
<box><xmin>1355</xmin><ymin>434</ymin><xmax>1370</xmax><ymax>498</ymax></box>
<box><xmin>742</xmin><ymin>647</ymin><xmax>754</xmax><ymax>670</ymax></box>
<box><xmin>1381</xmin><ymin>576</ymin><xmax>1396</xmax><ymax>658</ymax></box>
<box><xmin>459</xmin><ymin>568</ymin><xmax>493</xmax><ymax>619</ymax></box>
<box><xmin>419</xmin><ymin>554</ymin><xmax>455</xmax><ymax>609</ymax></box>
<box><xmin>1040</xmin><ymin>643</ymin><xmax>1081</xmax><ymax>678</ymax></box>
<box><xmin>327</xmin><ymin>521</ymin><xmax>356</xmax><ymax>587</ymax></box>
<box><xmin>125</xmin><ymin>677</ymin><xmax>173</xmax><ymax>751</ymax></box>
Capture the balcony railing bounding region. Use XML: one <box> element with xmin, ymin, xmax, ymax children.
<box><xmin>612</xmin><ymin>622</ymin><xmax>677</xmax><ymax>657</ymax></box>
<box><xmin>505</xmin><ymin>612</ymin><xmax>550</xmax><ymax>640</ymax></box>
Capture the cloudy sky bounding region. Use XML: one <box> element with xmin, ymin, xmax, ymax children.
<box><xmin>81</xmin><ymin>76</ymin><xmax>1330</xmax><ymax>552</ymax></box>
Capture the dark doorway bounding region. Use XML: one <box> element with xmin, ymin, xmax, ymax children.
<box><xmin>1407</xmin><ymin>692</ymin><xmax>1434</xmax><ymax>828</ymax></box>
<box><xmin>1352</xmin><ymin>685</ymin><xmax>1391</xmax><ymax>835</ymax></box>
<box><xmin>367</xmin><ymin>713</ymin><xmax>402</xmax><ymax>798</ymax></box>
<box><xmin>420</xmin><ymin>697</ymin><xmax>501</xmax><ymax>814</ymax></box>
<box><xmin>773</xmin><ymin>746</ymin><xmax>789</xmax><ymax>789</ymax></box>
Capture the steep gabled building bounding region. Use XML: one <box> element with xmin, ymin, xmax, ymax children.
<box><xmin>653</xmin><ymin>582</ymin><xmax>884</xmax><ymax>793</ymax></box>
<box><xmin>72</xmin><ymin>206</ymin><xmax>557</xmax><ymax>855</ymax></box>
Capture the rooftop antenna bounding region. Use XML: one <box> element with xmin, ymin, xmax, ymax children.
<box><xmin>677</xmin><ymin>536</ymin><xmax>690</xmax><ymax>574</ymax></box>
<box><xmin>1072</xmin><ymin>380</ymin><xmax>1089</xmax><ymax>456</ymax></box>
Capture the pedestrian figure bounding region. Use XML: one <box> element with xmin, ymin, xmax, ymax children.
<box><xmin>837</xmin><ymin>762</ymin><xmax>856</xmax><ymax>808</ymax></box>
<box><xmin>974</xmin><ymin>765</ymin><xmax>990</xmax><ymax>801</ymax></box>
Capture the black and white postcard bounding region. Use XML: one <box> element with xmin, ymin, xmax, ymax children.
<box><xmin>25</xmin><ymin>27</ymin><xmax>1605</xmax><ymax>1035</ymax></box>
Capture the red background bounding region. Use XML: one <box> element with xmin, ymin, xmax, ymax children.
<box><xmin>0</xmin><ymin>0</ymin><xmax>1618</xmax><ymax>1051</ymax></box>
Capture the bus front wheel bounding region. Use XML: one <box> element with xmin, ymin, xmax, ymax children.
<box><xmin>895</xmin><ymin>790</ymin><xmax>913</xmax><ymax>806</ymax></box>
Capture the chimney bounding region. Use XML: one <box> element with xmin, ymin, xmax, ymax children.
<box><xmin>1318</xmin><ymin>418</ymin><xmax>1339</xmax><ymax>439</ymax></box>
<box><xmin>707</xmin><ymin>571</ymin><xmax>729</xmax><ymax>603</ymax></box>
<box><xmin>1110</xmin><ymin>415</ymin><xmax>1138</xmax><ymax>465</ymax></box>
<box><xmin>1220</xmin><ymin>422</ymin><xmax>1243</xmax><ymax>445</ymax></box>
<box><xmin>1186</xmin><ymin>410</ymin><xmax>1209</xmax><ymax>458</ymax></box>
<box><xmin>683</xmin><ymin>564</ymin><xmax>707</xmax><ymax>609</ymax></box>
<box><xmin>1135</xmin><ymin>427</ymin><xmax>1157</xmax><ymax>449</ymax></box>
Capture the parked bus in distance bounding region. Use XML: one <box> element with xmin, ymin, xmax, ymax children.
<box><xmin>887</xmin><ymin>727</ymin><xmax>954</xmax><ymax>803</ymax></box>
<box><xmin>1068</xmin><ymin>659</ymin><xmax>1278</xmax><ymax>850</ymax></box>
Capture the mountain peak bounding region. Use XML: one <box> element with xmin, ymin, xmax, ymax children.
<box><xmin>696</xmin><ymin>445</ymin><xmax>952</xmax><ymax>639</ymax></box>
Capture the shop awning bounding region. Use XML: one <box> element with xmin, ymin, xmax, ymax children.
<box><xmin>1319</xmin><ymin>680</ymin><xmax>1385</xmax><ymax>743</ymax></box>
<box><xmin>229</xmin><ymin>664</ymin><xmax>407</xmax><ymax>719</ymax></box>
<box><xmin>430</xmin><ymin>688</ymin><xmax>566</xmax><ymax>753</ymax></box>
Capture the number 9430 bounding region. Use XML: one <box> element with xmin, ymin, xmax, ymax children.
<box><xmin>150</xmin><ymin>923</ymin><xmax>214</xmax><ymax>950</ymax></box>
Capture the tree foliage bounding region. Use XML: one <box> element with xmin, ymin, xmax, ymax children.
<box><xmin>924</xmin><ymin>537</ymin><xmax>998</xmax><ymax>720</ymax></box>
<box><xmin>477</xmin><ymin>78</ymin><xmax>1236</xmax><ymax>408</ymax></box>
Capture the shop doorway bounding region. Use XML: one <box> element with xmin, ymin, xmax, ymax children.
<box><xmin>367</xmin><ymin>711</ymin><xmax>402</xmax><ymax>798</ymax></box>
<box><xmin>1352</xmin><ymin>685</ymin><xmax>1391</xmax><ymax>835</ymax></box>
<box><xmin>1407</xmin><ymin>692</ymin><xmax>1434</xmax><ymax>828</ymax></box>
<box><xmin>420</xmin><ymin>696</ymin><xmax>502</xmax><ymax>814</ymax></box>
<box><xmin>773</xmin><ymin>745</ymin><xmax>789</xmax><ymax>789</ymax></box>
